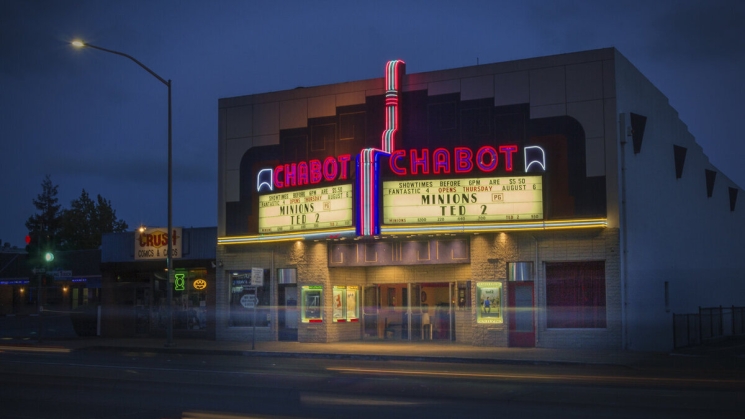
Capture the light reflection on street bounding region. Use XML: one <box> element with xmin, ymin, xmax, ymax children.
<box><xmin>327</xmin><ymin>366</ymin><xmax>745</xmax><ymax>387</ymax></box>
<box><xmin>0</xmin><ymin>345</ymin><xmax>70</xmax><ymax>354</ymax></box>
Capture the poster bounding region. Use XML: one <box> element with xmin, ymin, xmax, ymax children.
<box><xmin>346</xmin><ymin>286</ymin><xmax>359</xmax><ymax>321</ymax></box>
<box><xmin>477</xmin><ymin>282</ymin><xmax>503</xmax><ymax>324</ymax></box>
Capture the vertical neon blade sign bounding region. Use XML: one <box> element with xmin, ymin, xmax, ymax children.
<box><xmin>357</xmin><ymin>60</ymin><xmax>405</xmax><ymax>236</ymax></box>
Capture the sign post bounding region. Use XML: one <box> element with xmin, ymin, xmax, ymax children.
<box><xmin>249</xmin><ymin>268</ymin><xmax>265</xmax><ymax>350</ymax></box>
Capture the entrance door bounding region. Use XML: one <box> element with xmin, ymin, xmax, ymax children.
<box><xmin>508</xmin><ymin>281</ymin><xmax>535</xmax><ymax>347</ymax></box>
<box><xmin>363</xmin><ymin>285</ymin><xmax>379</xmax><ymax>338</ymax></box>
<box><xmin>278</xmin><ymin>285</ymin><xmax>298</xmax><ymax>341</ymax></box>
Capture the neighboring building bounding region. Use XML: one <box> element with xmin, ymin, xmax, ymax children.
<box><xmin>216</xmin><ymin>48</ymin><xmax>744</xmax><ymax>351</ymax></box>
<box><xmin>100</xmin><ymin>227</ymin><xmax>217</xmax><ymax>338</ymax></box>
<box><xmin>0</xmin><ymin>249</ymin><xmax>101</xmax><ymax>316</ymax></box>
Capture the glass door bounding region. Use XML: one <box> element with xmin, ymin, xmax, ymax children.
<box><xmin>278</xmin><ymin>285</ymin><xmax>298</xmax><ymax>341</ymax></box>
<box><xmin>363</xmin><ymin>285</ymin><xmax>379</xmax><ymax>338</ymax></box>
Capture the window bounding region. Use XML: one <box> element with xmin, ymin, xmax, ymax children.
<box><xmin>229</xmin><ymin>270</ymin><xmax>270</xmax><ymax>327</ymax></box>
<box><xmin>476</xmin><ymin>282</ymin><xmax>503</xmax><ymax>324</ymax></box>
<box><xmin>332</xmin><ymin>285</ymin><xmax>359</xmax><ymax>322</ymax></box>
<box><xmin>152</xmin><ymin>268</ymin><xmax>208</xmax><ymax>331</ymax></box>
<box><xmin>546</xmin><ymin>261</ymin><xmax>606</xmax><ymax>328</ymax></box>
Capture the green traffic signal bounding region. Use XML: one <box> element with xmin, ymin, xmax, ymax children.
<box><xmin>44</xmin><ymin>252</ymin><xmax>54</xmax><ymax>262</ymax></box>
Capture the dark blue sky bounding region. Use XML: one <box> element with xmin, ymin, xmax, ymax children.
<box><xmin>1</xmin><ymin>0</ymin><xmax>743</xmax><ymax>248</ymax></box>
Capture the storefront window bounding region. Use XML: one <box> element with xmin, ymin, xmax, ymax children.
<box><xmin>153</xmin><ymin>268</ymin><xmax>208</xmax><ymax>330</ymax></box>
<box><xmin>546</xmin><ymin>261</ymin><xmax>606</xmax><ymax>328</ymax></box>
<box><xmin>476</xmin><ymin>281</ymin><xmax>503</xmax><ymax>324</ymax></box>
<box><xmin>301</xmin><ymin>285</ymin><xmax>323</xmax><ymax>323</ymax></box>
<box><xmin>332</xmin><ymin>285</ymin><xmax>359</xmax><ymax>322</ymax></box>
<box><xmin>229</xmin><ymin>270</ymin><xmax>270</xmax><ymax>327</ymax></box>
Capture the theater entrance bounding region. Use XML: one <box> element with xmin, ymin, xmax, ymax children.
<box><xmin>363</xmin><ymin>282</ymin><xmax>454</xmax><ymax>341</ymax></box>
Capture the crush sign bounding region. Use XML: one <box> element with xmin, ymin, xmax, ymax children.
<box><xmin>134</xmin><ymin>227</ymin><xmax>182</xmax><ymax>260</ymax></box>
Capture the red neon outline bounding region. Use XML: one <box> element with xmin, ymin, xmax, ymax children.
<box><xmin>337</xmin><ymin>154</ymin><xmax>351</xmax><ymax>180</ymax></box>
<box><xmin>454</xmin><ymin>147</ymin><xmax>474</xmax><ymax>173</ymax></box>
<box><xmin>284</xmin><ymin>163</ymin><xmax>297</xmax><ymax>187</ymax></box>
<box><xmin>389</xmin><ymin>150</ymin><xmax>407</xmax><ymax>175</ymax></box>
<box><xmin>309</xmin><ymin>159</ymin><xmax>322</xmax><ymax>184</ymax></box>
<box><xmin>432</xmin><ymin>148</ymin><xmax>451</xmax><ymax>174</ymax></box>
<box><xmin>274</xmin><ymin>165</ymin><xmax>284</xmax><ymax>188</ymax></box>
<box><xmin>499</xmin><ymin>145</ymin><xmax>518</xmax><ymax>172</ymax></box>
<box><xmin>297</xmin><ymin>162</ymin><xmax>309</xmax><ymax>185</ymax></box>
<box><xmin>322</xmin><ymin>156</ymin><xmax>338</xmax><ymax>181</ymax></box>
<box><xmin>476</xmin><ymin>146</ymin><xmax>498</xmax><ymax>172</ymax></box>
<box><xmin>410</xmin><ymin>148</ymin><xmax>429</xmax><ymax>175</ymax></box>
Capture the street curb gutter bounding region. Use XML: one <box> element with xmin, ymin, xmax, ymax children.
<box><xmin>76</xmin><ymin>345</ymin><xmax>631</xmax><ymax>368</ymax></box>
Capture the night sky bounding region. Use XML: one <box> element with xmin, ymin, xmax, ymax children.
<box><xmin>1</xmin><ymin>0</ymin><xmax>743</xmax><ymax>248</ymax></box>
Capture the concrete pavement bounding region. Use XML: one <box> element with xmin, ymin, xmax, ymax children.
<box><xmin>3</xmin><ymin>335</ymin><xmax>743</xmax><ymax>372</ymax></box>
<box><xmin>2</xmin><ymin>314</ymin><xmax>743</xmax><ymax>370</ymax></box>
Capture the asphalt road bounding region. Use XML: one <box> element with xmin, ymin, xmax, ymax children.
<box><xmin>1</xmin><ymin>346</ymin><xmax>743</xmax><ymax>419</ymax></box>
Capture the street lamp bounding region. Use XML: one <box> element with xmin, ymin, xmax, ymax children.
<box><xmin>72</xmin><ymin>40</ymin><xmax>175</xmax><ymax>347</ymax></box>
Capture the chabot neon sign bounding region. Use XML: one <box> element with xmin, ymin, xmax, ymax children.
<box><xmin>258</xmin><ymin>154</ymin><xmax>351</xmax><ymax>192</ymax></box>
<box><xmin>389</xmin><ymin>145</ymin><xmax>519</xmax><ymax>175</ymax></box>
<box><xmin>257</xmin><ymin>145</ymin><xmax>546</xmax><ymax>191</ymax></box>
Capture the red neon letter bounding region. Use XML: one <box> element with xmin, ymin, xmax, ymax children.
<box><xmin>337</xmin><ymin>154</ymin><xmax>351</xmax><ymax>180</ymax></box>
<box><xmin>432</xmin><ymin>148</ymin><xmax>451</xmax><ymax>174</ymax></box>
<box><xmin>454</xmin><ymin>147</ymin><xmax>473</xmax><ymax>173</ymax></box>
<box><xmin>476</xmin><ymin>146</ymin><xmax>498</xmax><ymax>172</ymax></box>
<box><xmin>297</xmin><ymin>162</ymin><xmax>309</xmax><ymax>185</ymax></box>
<box><xmin>309</xmin><ymin>160</ymin><xmax>322</xmax><ymax>184</ymax></box>
<box><xmin>284</xmin><ymin>163</ymin><xmax>297</xmax><ymax>187</ymax></box>
<box><xmin>389</xmin><ymin>150</ymin><xmax>407</xmax><ymax>175</ymax></box>
<box><xmin>323</xmin><ymin>156</ymin><xmax>338</xmax><ymax>181</ymax></box>
<box><xmin>410</xmin><ymin>148</ymin><xmax>430</xmax><ymax>175</ymax></box>
<box><xmin>274</xmin><ymin>165</ymin><xmax>284</xmax><ymax>188</ymax></box>
<box><xmin>499</xmin><ymin>145</ymin><xmax>518</xmax><ymax>172</ymax></box>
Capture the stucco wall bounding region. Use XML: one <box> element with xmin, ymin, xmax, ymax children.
<box><xmin>614</xmin><ymin>51</ymin><xmax>745</xmax><ymax>351</ymax></box>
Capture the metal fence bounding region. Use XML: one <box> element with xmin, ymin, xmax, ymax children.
<box><xmin>673</xmin><ymin>306</ymin><xmax>745</xmax><ymax>349</ymax></box>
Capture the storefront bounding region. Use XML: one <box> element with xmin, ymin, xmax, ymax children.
<box><xmin>0</xmin><ymin>249</ymin><xmax>101</xmax><ymax>315</ymax></box>
<box><xmin>216</xmin><ymin>48</ymin><xmax>745</xmax><ymax>351</ymax></box>
<box><xmin>100</xmin><ymin>227</ymin><xmax>216</xmax><ymax>338</ymax></box>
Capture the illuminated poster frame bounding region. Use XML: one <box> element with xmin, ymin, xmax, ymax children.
<box><xmin>332</xmin><ymin>285</ymin><xmax>360</xmax><ymax>323</ymax></box>
<box><xmin>301</xmin><ymin>285</ymin><xmax>323</xmax><ymax>323</ymax></box>
<box><xmin>476</xmin><ymin>282</ymin><xmax>503</xmax><ymax>324</ymax></box>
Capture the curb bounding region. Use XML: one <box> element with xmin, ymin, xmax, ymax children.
<box><xmin>75</xmin><ymin>344</ymin><xmax>629</xmax><ymax>368</ymax></box>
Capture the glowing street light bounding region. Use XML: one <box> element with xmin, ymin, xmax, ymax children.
<box><xmin>72</xmin><ymin>39</ymin><xmax>175</xmax><ymax>347</ymax></box>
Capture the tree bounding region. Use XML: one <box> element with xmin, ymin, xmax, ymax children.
<box><xmin>25</xmin><ymin>175</ymin><xmax>63</xmax><ymax>257</ymax></box>
<box><xmin>59</xmin><ymin>189</ymin><xmax>128</xmax><ymax>250</ymax></box>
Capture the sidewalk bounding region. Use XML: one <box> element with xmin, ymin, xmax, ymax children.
<box><xmin>2</xmin><ymin>315</ymin><xmax>743</xmax><ymax>370</ymax></box>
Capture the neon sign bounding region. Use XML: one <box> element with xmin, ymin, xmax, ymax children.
<box><xmin>269</xmin><ymin>154</ymin><xmax>351</xmax><ymax>190</ymax></box>
<box><xmin>356</xmin><ymin>60</ymin><xmax>406</xmax><ymax>236</ymax></box>
<box><xmin>174</xmin><ymin>273</ymin><xmax>185</xmax><ymax>291</ymax></box>
<box><xmin>389</xmin><ymin>145</ymin><xmax>520</xmax><ymax>175</ymax></box>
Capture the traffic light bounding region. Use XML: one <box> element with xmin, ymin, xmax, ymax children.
<box><xmin>44</xmin><ymin>252</ymin><xmax>54</xmax><ymax>262</ymax></box>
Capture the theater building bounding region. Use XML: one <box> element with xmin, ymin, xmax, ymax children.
<box><xmin>216</xmin><ymin>48</ymin><xmax>745</xmax><ymax>351</ymax></box>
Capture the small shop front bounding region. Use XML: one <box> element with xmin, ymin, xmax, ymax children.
<box><xmin>101</xmin><ymin>227</ymin><xmax>217</xmax><ymax>338</ymax></box>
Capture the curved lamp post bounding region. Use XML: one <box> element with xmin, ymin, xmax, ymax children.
<box><xmin>72</xmin><ymin>40</ymin><xmax>175</xmax><ymax>347</ymax></box>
